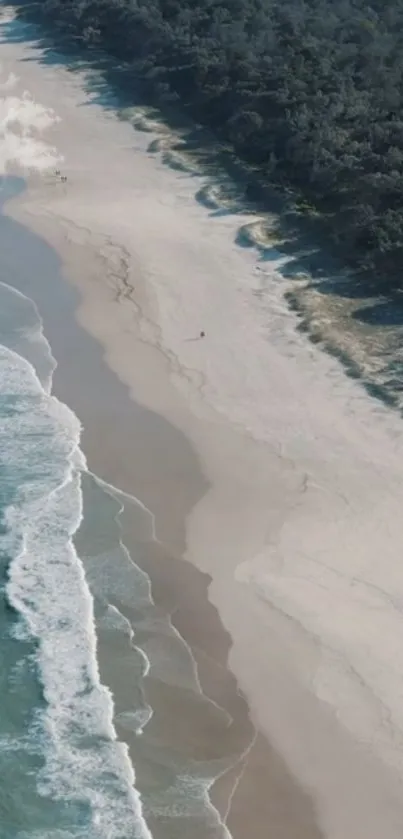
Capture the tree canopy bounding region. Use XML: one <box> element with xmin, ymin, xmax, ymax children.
<box><xmin>16</xmin><ymin>0</ymin><xmax>403</xmax><ymax>288</ymax></box>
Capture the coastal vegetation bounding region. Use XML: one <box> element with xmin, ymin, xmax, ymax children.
<box><xmin>13</xmin><ymin>0</ymin><xmax>403</xmax><ymax>289</ymax></box>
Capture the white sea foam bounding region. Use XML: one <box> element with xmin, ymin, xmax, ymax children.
<box><xmin>4</xmin><ymin>9</ymin><xmax>403</xmax><ymax>829</ymax></box>
<box><xmin>84</xmin><ymin>480</ymin><xmax>241</xmax><ymax>834</ymax></box>
<box><xmin>0</xmin><ymin>281</ymin><xmax>56</xmax><ymax>392</ymax></box>
<box><xmin>0</xmin><ymin>344</ymin><xmax>151</xmax><ymax>839</ymax></box>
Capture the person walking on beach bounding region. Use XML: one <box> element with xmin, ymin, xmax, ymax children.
<box><xmin>184</xmin><ymin>330</ymin><xmax>205</xmax><ymax>342</ymax></box>
<box><xmin>54</xmin><ymin>170</ymin><xmax>67</xmax><ymax>182</ymax></box>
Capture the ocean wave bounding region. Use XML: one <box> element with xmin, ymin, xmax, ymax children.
<box><xmin>83</xmin><ymin>479</ymin><xmax>244</xmax><ymax>838</ymax></box>
<box><xmin>0</xmin><ymin>272</ymin><xmax>235</xmax><ymax>839</ymax></box>
<box><xmin>0</xmin><ymin>343</ymin><xmax>151</xmax><ymax>838</ymax></box>
<box><xmin>0</xmin><ymin>281</ymin><xmax>56</xmax><ymax>393</ymax></box>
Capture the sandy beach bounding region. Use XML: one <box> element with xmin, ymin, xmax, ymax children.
<box><xmin>2</xmin><ymin>5</ymin><xmax>403</xmax><ymax>837</ymax></box>
<box><xmin>0</xmin><ymin>193</ymin><xmax>323</xmax><ymax>839</ymax></box>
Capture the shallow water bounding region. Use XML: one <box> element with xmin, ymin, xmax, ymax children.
<box><xmin>0</xmin><ymin>278</ymin><xmax>153</xmax><ymax>838</ymax></box>
<box><xmin>77</xmin><ymin>474</ymin><xmax>239</xmax><ymax>839</ymax></box>
<box><xmin>0</xmin><ymin>176</ymin><xmax>239</xmax><ymax>838</ymax></box>
<box><xmin>1</xmin><ymin>22</ymin><xmax>403</xmax><ymax>831</ymax></box>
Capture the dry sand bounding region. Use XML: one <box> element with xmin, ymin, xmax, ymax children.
<box><xmin>2</xmin><ymin>6</ymin><xmax>403</xmax><ymax>837</ymax></box>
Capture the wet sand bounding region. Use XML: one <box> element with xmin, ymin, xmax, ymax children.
<box><xmin>4</xmin><ymin>8</ymin><xmax>403</xmax><ymax>837</ymax></box>
<box><xmin>0</xmin><ymin>189</ymin><xmax>323</xmax><ymax>838</ymax></box>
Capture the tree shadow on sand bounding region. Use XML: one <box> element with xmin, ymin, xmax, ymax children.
<box><xmin>4</xmin><ymin>2</ymin><xmax>403</xmax><ymax>415</ymax></box>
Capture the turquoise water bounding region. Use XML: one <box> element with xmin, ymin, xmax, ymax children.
<box><xmin>0</xmin><ymin>178</ymin><xmax>236</xmax><ymax>839</ymax></box>
<box><xmin>0</xmin><ymin>276</ymin><xmax>152</xmax><ymax>838</ymax></box>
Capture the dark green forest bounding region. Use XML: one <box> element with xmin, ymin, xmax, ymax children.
<box><xmin>14</xmin><ymin>0</ymin><xmax>403</xmax><ymax>288</ymax></box>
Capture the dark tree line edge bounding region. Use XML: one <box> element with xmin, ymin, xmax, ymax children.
<box><xmin>14</xmin><ymin>0</ymin><xmax>403</xmax><ymax>290</ymax></box>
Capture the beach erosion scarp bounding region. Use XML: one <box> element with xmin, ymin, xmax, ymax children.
<box><xmin>2</xmin><ymin>6</ymin><xmax>403</xmax><ymax>838</ymax></box>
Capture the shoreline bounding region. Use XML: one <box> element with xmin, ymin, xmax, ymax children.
<box><xmin>3</xmin><ymin>9</ymin><xmax>403</xmax><ymax>836</ymax></box>
<box><xmin>0</xmin><ymin>178</ymin><xmax>325</xmax><ymax>838</ymax></box>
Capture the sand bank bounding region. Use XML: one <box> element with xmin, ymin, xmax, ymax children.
<box><xmin>2</xmin><ymin>6</ymin><xmax>403</xmax><ymax>837</ymax></box>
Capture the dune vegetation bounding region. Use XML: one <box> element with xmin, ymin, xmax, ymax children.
<box><xmin>13</xmin><ymin>0</ymin><xmax>403</xmax><ymax>289</ymax></box>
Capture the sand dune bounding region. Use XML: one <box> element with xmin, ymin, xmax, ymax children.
<box><xmin>148</xmin><ymin>137</ymin><xmax>170</xmax><ymax>154</ymax></box>
<box><xmin>161</xmin><ymin>147</ymin><xmax>198</xmax><ymax>173</ymax></box>
<box><xmin>236</xmin><ymin>217</ymin><xmax>280</xmax><ymax>250</ymax></box>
